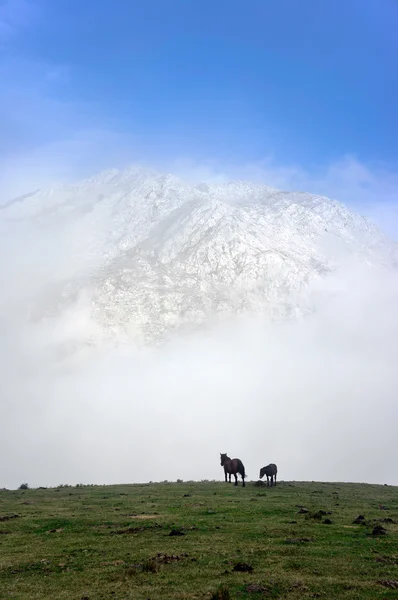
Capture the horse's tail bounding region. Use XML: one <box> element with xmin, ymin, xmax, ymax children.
<box><xmin>240</xmin><ymin>460</ymin><xmax>246</xmax><ymax>478</ymax></box>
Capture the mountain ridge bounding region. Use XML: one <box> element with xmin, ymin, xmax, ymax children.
<box><xmin>1</xmin><ymin>166</ymin><xmax>397</xmax><ymax>347</ymax></box>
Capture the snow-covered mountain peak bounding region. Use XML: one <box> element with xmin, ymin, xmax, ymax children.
<box><xmin>1</xmin><ymin>165</ymin><xmax>397</xmax><ymax>348</ymax></box>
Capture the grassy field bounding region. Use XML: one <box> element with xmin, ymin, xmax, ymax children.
<box><xmin>0</xmin><ymin>479</ymin><xmax>397</xmax><ymax>599</ymax></box>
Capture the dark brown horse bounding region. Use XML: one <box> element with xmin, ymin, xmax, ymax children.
<box><xmin>259</xmin><ymin>463</ymin><xmax>277</xmax><ymax>487</ymax></box>
<box><xmin>220</xmin><ymin>453</ymin><xmax>246</xmax><ymax>487</ymax></box>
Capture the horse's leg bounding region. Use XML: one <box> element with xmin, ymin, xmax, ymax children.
<box><xmin>229</xmin><ymin>473</ymin><xmax>231</xmax><ymax>483</ymax></box>
<box><xmin>242</xmin><ymin>471</ymin><xmax>245</xmax><ymax>487</ymax></box>
<box><xmin>266</xmin><ymin>475</ymin><xmax>269</xmax><ymax>487</ymax></box>
<box><xmin>234</xmin><ymin>473</ymin><xmax>238</xmax><ymax>486</ymax></box>
<box><xmin>225</xmin><ymin>467</ymin><xmax>228</xmax><ymax>483</ymax></box>
<box><xmin>274</xmin><ymin>473</ymin><xmax>277</xmax><ymax>486</ymax></box>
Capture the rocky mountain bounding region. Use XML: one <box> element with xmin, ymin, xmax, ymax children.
<box><xmin>1</xmin><ymin>166</ymin><xmax>397</xmax><ymax>348</ymax></box>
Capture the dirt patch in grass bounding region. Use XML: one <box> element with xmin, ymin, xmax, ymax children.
<box><xmin>112</xmin><ymin>523</ymin><xmax>163</xmax><ymax>534</ymax></box>
<box><xmin>375</xmin><ymin>555</ymin><xmax>398</xmax><ymax>565</ymax></box>
<box><xmin>377</xmin><ymin>580</ymin><xmax>398</xmax><ymax>589</ymax></box>
<box><xmin>45</xmin><ymin>528</ymin><xmax>64</xmax><ymax>534</ymax></box>
<box><xmin>152</xmin><ymin>552</ymin><xmax>189</xmax><ymax>564</ymax></box>
<box><xmin>169</xmin><ymin>528</ymin><xmax>185</xmax><ymax>536</ymax></box>
<box><xmin>353</xmin><ymin>515</ymin><xmax>366</xmax><ymax>525</ymax></box>
<box><xmin>123</xmin><ymin>552</ymin><xmax>190</xmax><ymax>576</ymax></box>
<box><xmin>306</xmin><ymin>510</ymin><xmax>332</xmax><ymax>521</ymax></box>
<box><xmin>370</xmin><ymin>525</ymin><xmax>387</xmax><ymax>536</ymax></box>
<box><xmin>245</xmin><ymin>583</ymin><xmax>269</xmax><ymax>593</ymax></box>
<box><xmin>233</xmin><ymin>562</ymin><xmax>253</xmax><ymax>572</ymax></box>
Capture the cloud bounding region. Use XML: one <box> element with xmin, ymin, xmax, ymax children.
<box><xmin>1</xmin><ymin>268</ymin><xmax>397</xmax><ymax>489</ymax></box>
<box><xmin>0</xmin><ymin>178</ymin><xmax>397</xmax><ymax>490</ymax></box>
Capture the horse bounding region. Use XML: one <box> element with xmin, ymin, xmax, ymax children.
<box><xmin>220</xmin><ymin>453</ymin><xmax>246</xmax><ymax>487</ymax></box>
<box><xmin>259</xmin><ymin>463</ymin><xmax>277</xmax><ymax>487</ymax></box>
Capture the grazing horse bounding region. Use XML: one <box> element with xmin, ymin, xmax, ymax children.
<box><xmin>220</xmin><ymin>453</ymin><xmax>246</xmax><ymax>487</ymax></box>
<box><xmin>259</xmin><ymin>463</ymin><xmax>278</xmax><ymax>487</ymax></box>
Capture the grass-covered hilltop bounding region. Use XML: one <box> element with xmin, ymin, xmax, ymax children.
<box><xmin>0</xmin><ymin>480</ymin><xmax>397</xmax><ymax>599</ymax></box>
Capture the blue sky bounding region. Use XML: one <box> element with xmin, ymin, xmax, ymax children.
<box><xmin>1</xmin><ymin>0</ymin><xmax>398</xmax><ymax>235</ymax></box>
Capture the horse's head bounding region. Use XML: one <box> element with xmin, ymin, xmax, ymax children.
<box><xmin>220</xmin><ymin>453</ymin><xmax>228</xmax><ymax>466</ymax></box>
<box><xmin>259</xmin><ymin>466</ymin><xmax>266</xmax><ymax>479</ymax></box>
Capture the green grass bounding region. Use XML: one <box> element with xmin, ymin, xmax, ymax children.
<box><xmin>0</xmin><ymin>480</ymin><xmax>397</xmax><ymax>599</ymax></box>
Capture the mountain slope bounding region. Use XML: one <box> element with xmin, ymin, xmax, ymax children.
<box><xmin>1</xmin><ymin>166</ymin><xmax>397</xmax><ymax>346</ymax></box>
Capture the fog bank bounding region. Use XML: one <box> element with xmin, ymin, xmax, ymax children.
<box><xmin>1</xmin><ymin>213</ymin><xmax>397</xmax><ymax>489</ymax></box>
